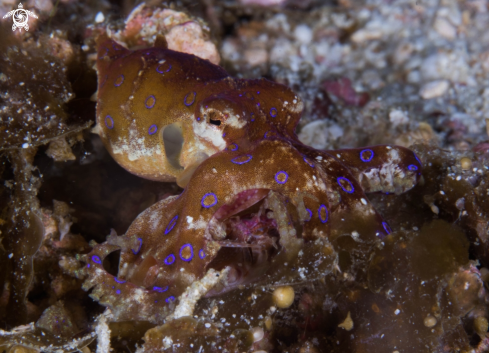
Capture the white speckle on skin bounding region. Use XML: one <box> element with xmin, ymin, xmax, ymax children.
<box><xmin>360</xmin><ymin>198</ymin><xmax>367</xmax><ymax>205</ymax></box>
<box><xmin>192</xmin><ymin>119</ymin><xmax>226</xmax><ymax>150</ymax></box>
<box><xmin>186</xmin><ymin>216</ymin><xmax>194</xmax><ymax>224</ymax></box>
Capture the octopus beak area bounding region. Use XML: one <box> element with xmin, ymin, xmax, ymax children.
<box><xmin>204</xmin><ymin>189</ymin><xmax>301</xmax><ymax>297</ymax></box>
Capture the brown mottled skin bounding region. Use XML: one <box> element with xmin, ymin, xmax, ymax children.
<box><xmin>78</xmin><ymin>37</ymin><xmax>422</xmax><ymax>323</ymax></box>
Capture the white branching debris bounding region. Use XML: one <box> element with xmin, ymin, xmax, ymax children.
<box><xmin>166</xmin><ymin>268</ymin><xmax>230</xmax><ymax>321</ymax></box>
<box><xmin>95</xmin><ymin>311</ymin><xmax>112</xmax><ymax>353</ymax></box>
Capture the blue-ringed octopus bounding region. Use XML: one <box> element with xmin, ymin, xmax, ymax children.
<box><xmin>76</xmin><ymin>35</ymin><xmax>422</xmax><ymax>323</ymax></box>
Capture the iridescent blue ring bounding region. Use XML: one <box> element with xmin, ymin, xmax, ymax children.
<box><xmin>156</xmin><ymin>63</ymin><xmax>172</xmax><ymax>73</ymax></box>
<box><xmin>166</xmin><ymin>296</ymin><xmax>175</xmax><ymax>303</ymax></box>
<box><xmin>360</xmin><ymin>149</ymin><xmax>374</xmax><ymax>162</ymax></box>
<box><xmin>114</xmin><ymin>74</ymin><xmax>124</xmax><ymax>87</ymax></box>
<box><xmin>274</xmin><ymin>171</ymin><xmax>289</xmax><ymax>184</ymax></box>
<box><xmin>131</xmin><ymin>237</ymin><xmax>143</xmax><ymax>255</ymax></box>
<box><xmin>250</xmin><ymin>113</ymin><xmax>255</xmax><ymax>122</ymax></box>
<box><xmin>99</xmin><ymin>47</ymin><xmax>109</xmax><ymax>59</ymax></box>
<box><xmin>318</xmin><ymin>204</ymin><xmax>329</xmax><ymax>223</ymax></box>
<box><xmin>337</xmin><ymin>177</ymin><xmax>355</xmax><ymax>194</ymax></box>
<box><xmin>303</xmin><ymin>156</ymin><xmax>314</xmax><ymax>168</ymax></box>
<box><xmin>231</xmin><ymin>154</ymin><xmax>252</xmax><ymax>165</ymax></box>
<box><xmin>201</xmin><ymin>193</ymin><xmax>218</xmax><ymax>208</ymax></box>
<box><xmin>114</xmin><ymin>277</ymin><xmax>126</xmax><ymax>284</ymax></box>
<box><xmin>382</xmin><ymin>222</ymin><xmax>392</xmax><ymax>234</ymax></box>
<box><xmin>184</xmin><ymin>91</ymin><xmax>196</xmax><ymax>106</ymax></box>
<box><xmin>148</xmin><ymin>124</ymin><xmax>158</xmax><ymax>135</ymax></box>
<box><xmin>105</xmin><ymin>115</ymin><xmax>114</xmax><ymax>129</ymax></box>
<box><xmin>100</xmin><ymin>74</ymin><xmax>108</xmax><ymax>87</ymax></box>
<box><xmin>112</xmin><ymin>43</ymin><xmax>122</xmax><ymax>51</ymax></box>
<box><xmin>199</xmin><ymin>249</ymin><xmax>206</xmax><ymax>259</ymax></box>
<box><xmin>229</xmin><ymin>144</ymin><xmax>238</xmax><ymax>151</ymax></box>
<box><xmin>414</xmin><ymin>154</ymin><xmax>422</xmax><ymax>167</ymax></box>
<box><xmin>305</xmin><ymin>208</ymin><xmax>312</xmax><ymax>221</ymax></box>
<box><xmin>270</xmin><ymin>107</ymin><xmax>277</xmax><ymax>117</ymax></box>
<box><xmin>164</xmin><ymin>254</ymin><xmax>175</xmax><ymax>265</ymax></box>
<box><xmin>145</xmin><ymin>95</ymin><xmax>156</xmax><ymax>109</ymax></box>
<box><xmin>164</xmin><ymin>215</ymin><xmax>178</xmax><ymax>235</ymax></box>
<box><xmin>91</xmin><ymin>255</ymin><xmax>102</xmax><ymax>264</ymax></box>
<box><xmin>408</xmin><ymin>165</ymin><xmax>418</xmax><ymax>171</ymax></box>
<box><xmin>153</xmin><ymin>286</ymin><xmax>169</xmax><ymax>293</ymax></box>
<box><xmin>179</xmin><ymin>243</ymin><xmax>194</xmax><ymax>262</ymax></box>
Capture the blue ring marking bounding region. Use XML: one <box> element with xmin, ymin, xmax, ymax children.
<box><xmin>99</xmin><ymin>47</ymin><xmax>109</xmax><ymax>59</ymax></box>
<box><xmin>318</xmin><ymin>204</ymin><xmax>329</xmax><ymax>223</ymax></box>
<box><xmin>105</xmin><ymin>115</ymin><xmax>114</xmax><ymax>129</ymax></box>
<box><xmin>201</xmin><ymin>193</ymin><xmax>218</xmax><ymax>208</ymax></box>
<box><xmin>164</xmin><ymin>215</ymin><xmax>178</xmax><ymax>235</ymax></box>
<box><xmin>164</xmin><ymin>254</ymin><xmax>175</xmax><ymax>265</ymax></box>
<box><xmin>197</xmin><ymin>117</ymin><xmax>201</xmax><ymax>121</ymax></box>
<box><xmin>360</xmin><ymin>149</ymin><xmax>374</xmax><ymax>162</ymax></box>
<box><xmin>156</xmin><ymin>63</ymin><xmax>172</xmax><ymax>73</ymax></box>
<box><xmin>414</xmin><ymin>154</ymin><xmax>422</xmax><ymax>167</ymax></box>
<box><xmin>180</xmin><ymin>243</ymin><xmax>194</xmax><ymax>262</ymax></box>
<box><xmin>264</xmin><ymin>131</ymin><xmax>269</xmax><ymax>138</ymax></box>
<box><xmin>382</xmin><ymin>222</ymin><xmax>392</xmax><ymax>234</ymax></box>
<box><xmin>112</xmin><ymin>42</ymin><xmax>123</xmax><ymax>51</ymax></box>
<box><xmin>166</xmin><ymin>296</ymin><xmax>175</xmax><ymax>303</ymax></box>
<box><xmin>270</xmin><ymin>107</ymin><xmax>277</xmax><ymax>117</ymax></box>
<box><xmin>274</xmin><ymin>171</ymin><xmax>289</xmax><ymax>184</ymax></box>
<box><xmin>114</xmin><ymin>74</ymin><xmax>124</xmax><ymax>87</ymax></box>
<box><xmin>148</xmin><ymin>124</ymin><xmax>158</xmax><ymax>135</ymax></box>
<box><xmin>100</xmin><ymin>74</ymin><xmax>108</xmax><ymax>87</ymax></box>
<box><xmin>303</xmin><ymin>156</ymin><xmax>314</xmax><ymax>168</ymax></box>
<box><xmin>305</xmin><ymin>208</ymin><xmax>312</xmax><ymax>221</ymax></box>
<box><xmin>231</xmin><ymin>154</ymin><xmax>253</xmax><ymax>165</ymax></box>
<box><xmin>222</xmin><ymin>132</ymin><xmax>226</xmax><ymax>137</ymax></box>
<box><xmin>145</xmin><ymin>95</ymin><xmax>156</xmax><ymax>109</ymax></box>
<box><xmin>114</xmin><ymin>277</ymin><xmax>126</xmax><ymax>284</ymax></box>
<box><xmin>250</xmin><ymin>113</ymin><xmax>255</xmax><ymax>122</ymax></box>
<box><xmin>153</xmin><ymin>286</ymin><xmax>169</xmax><ymax>293</ymax></box>
<box><xmin>229</xmin><ymin>144</ymin><xmax>238</xmax><ymax>151</ymax></box>
<box><xmin>91</xmin><ymin>255</ymin><xmax>102</xmax><ymax>264</ymax></box>
<box><xmin>408</xmin><ymin>164</ymin><xmax>418</xmax><ymax>171</ymax></box>
<box><xmin>116</xmin><ymin>289</ymin><xmax>121</xmax><ymax>295</ymax></box>
<box><xmin>87</xmin><ymin>263</ymin><xmax>90</xmax><ymax>268</ymax></box>
<box><xmin>199</xmin><ymin>249</ymin><xmax>206</xmax><ymax>259</ymax></box>
<box><xmin>131</xmin><ymin>237</ymin><xmax>143</xmax><ymax>255</ymax></box>
<box><xmin>337</xmin><ymin>177</ymin><xmax>355</xmax><ymax>194</ymax></box>
<box><xmin>184</xmin><ymin>91</ymin><xmax>196</xmax><ymax>106</ymax></box>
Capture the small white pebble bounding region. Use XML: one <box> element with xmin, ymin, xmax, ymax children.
<box><xmin>251</xmin><ymin>327</ymin><xmax>264</xmax><ymax>342</ymax></box>
<box><xmin>204</xmin><ymin>323</ymin><xmax>211</xmax><ymax>328</ymax></box>
<box><xmin>22</xmin><ymin>143</ymin><xmax>29</xmax><ymax>148</ymax></box>
<box><xmin>424</xmin><ymin>315</ymin><xmax>437</xmax><ymax>328</ymax></box>
<box><xmin>95</xmin><ymin>12</ymin><xmax>105</xmax><ymax>23</ymax></box>
<box><xmin>420</xmin><ymin>80</ymin><xmax>449</xmax><ymax>99</ymax></box>
<box><xmin>394</xmin><ymin>309</ymin><xmax>400</xmax><ymax>315</ymax></box>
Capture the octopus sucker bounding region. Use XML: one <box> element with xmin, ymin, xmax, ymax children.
<box><xmin>79</xmin><ymin>36</ymin><xmax>423</xmax><ymax>322</ymax></box>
